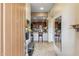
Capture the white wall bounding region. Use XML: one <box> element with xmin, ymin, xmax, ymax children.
<box><xmin>48</xmin><ymin>4</ymin><xmax>77</xmax><ymax>56</ymax></box>
<box><xmin>62</xmin><ymin>4</ymin><xmax>79</xmax><ymax>56</ymax></box>
<box><xmin>61</xmin><ymin>4</ymin><xmax>76</xmax><ymax>55</ymax></box>
<box><xmin>48</xmin><ymin>17</ymin><xmax>54</xmax><ymax>42</ymax></box>
<box><xmin>73</xmin><ymin>4</ymin><xmax>79</xmax><ymax>55</ymax></box>
<box><xmin>48</xmin><ymin>3</ymin><xmax>66</xmax><ymax>43</ymax></box>
<box><xmin>75</xmin><ymin>32</ymin><xmax>79</xmax><ymax>55</ymax></box>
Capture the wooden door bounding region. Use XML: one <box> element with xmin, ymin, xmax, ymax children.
<box><xmin>4</xmin><ymin>3</ymin><xmax>26</xmax><ymax>56</ymax></box>
<box><xmin>0</xmin><ymin>3</ymin><xmax>3</xmax><ymax>56</ymax></box>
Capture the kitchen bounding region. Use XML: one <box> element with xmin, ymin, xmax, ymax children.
<box><xmin>31</xmin><ymin>16</ymin><xmax>48</xmax><ymax>42</ymax></box>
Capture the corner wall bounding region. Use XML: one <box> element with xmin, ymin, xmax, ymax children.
<box><xmin>61</xmin><ymin>4</ymin><xmax>76</xmax><ymax>55</ymax></box>
<box><xmin>48</xmin><ymin>3</ymin><xmax>77</xmax><ymax>56</ymax></box>
<box><xmin>48</xmin><ymin>17</ymin><xmax>54</xmax><ymax>42</ymax></box>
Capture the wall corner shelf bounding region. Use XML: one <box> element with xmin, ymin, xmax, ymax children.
<box><xmin>72</xmin><ymin>24</ymin><xmax>79</xmax><ymax>31</ymax></box>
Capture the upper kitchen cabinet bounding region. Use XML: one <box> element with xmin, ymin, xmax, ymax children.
<box><xmin>26</xmin><ymin>3</ymin><xmax>31</xmax><ymax>21</ymax></box>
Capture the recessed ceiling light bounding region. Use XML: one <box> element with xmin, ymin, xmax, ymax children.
<box><xmin>40</xmin><ymin>7</ymin><xmax>44</xmax><ymax>10</ymax></box>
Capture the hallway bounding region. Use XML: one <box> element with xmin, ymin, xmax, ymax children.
<box><xmin>32</xmin><ymin>42</ymin><xmax>55</xmax><ymax>56</ymax></box>
<box><xmin>1</xmin><ymin>3</ymin><xmax>79</xmax><ymax>56</ymax></box>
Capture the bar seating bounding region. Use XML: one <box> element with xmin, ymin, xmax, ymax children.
<box><xmin>38</xmin><ymin>32</ymin><xmax>43</xmax><ymax>42</ymax></box>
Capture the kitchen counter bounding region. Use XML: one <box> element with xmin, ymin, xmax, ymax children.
<box><xmin>33</xmin><ymin>32</ymin><xmax>48</xmax><ymax>41</ymax></box>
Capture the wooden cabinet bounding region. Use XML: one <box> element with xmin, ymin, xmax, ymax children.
<box><xmin>2</xmin><ymin>3</ymin><xmax>26</xmax><ymax>56</ymax></box>
<box><xmin>0</xmin><ymin>3</ymin><xmax>31</xmax><ymax>56</ymax></box>
<box><xmin>0</xmin><ymin>3</ymin><xmax>3</xmax><ymax>56</ymax></box>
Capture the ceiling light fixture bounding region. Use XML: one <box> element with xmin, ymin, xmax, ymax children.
<box><xmin>40</xmin><ymin>7</ymin><xmax>44</xmax><ymax>10</ymax></box>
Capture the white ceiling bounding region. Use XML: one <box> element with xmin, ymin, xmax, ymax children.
<box><xmin>31</xmin><ymin>3</ymin><xmax>53</xmax><ymax>12</ymax></box>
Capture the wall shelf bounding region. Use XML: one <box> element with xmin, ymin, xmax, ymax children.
<box><xmin>72</xmin><ymin>24</ymin><xmax>79</xmax><ymax>31</ymax></box>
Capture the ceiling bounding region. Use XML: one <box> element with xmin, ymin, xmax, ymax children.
<box><xmin>31</xmin><ymin>3</ymin><xmax>53</xmax><ymax>12</ymax></box>
<box><xmin>31</xmin><ymin>3</ymin><xmax>53</xmax><ymax>22</ymax></box>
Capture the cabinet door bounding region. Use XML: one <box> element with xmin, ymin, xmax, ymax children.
<box><xmin>5</xmin><ymin>4</ymin><xmax>12</xmax><ymax>55</ymax></box>
<box><xmin>4</xmin><ymin>3</ymin><xmax>26</xmax><ymax>56</ymax></box>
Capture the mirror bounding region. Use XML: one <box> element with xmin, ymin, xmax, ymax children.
<box><xmin>54</xmin><ymin>16</ymin><xmax>62</xmax><ymax>51</ymax></box>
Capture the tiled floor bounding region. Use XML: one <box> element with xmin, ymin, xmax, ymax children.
<box><xmin>55</xmin><ymin>41</ymin><xmax>62</xmax><ymax>50</ymax></box>
<box><xmin>32</xmin><ymin>42</ymin><xmax>56</xmax><ymax>56</ymax></box>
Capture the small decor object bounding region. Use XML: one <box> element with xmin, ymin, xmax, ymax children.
<box><xmin>72</xmin><ymin>24</ymin><xmax>79</xmax><ymax>32</ymax></box>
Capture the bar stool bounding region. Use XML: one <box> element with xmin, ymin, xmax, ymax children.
<box><xmin>38</xmin><ymin>32</ymin><xmax>43</xmax><ymax>42</ymax></box>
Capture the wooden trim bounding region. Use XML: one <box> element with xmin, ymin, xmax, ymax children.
<box><xmin>0</xmin><ymin>3</ymin><xmax>3</xmax><ymax>56</ymax></box>
<box><xmin>32</xmin><ymin>12</ymin><xmax>48</xmax><ymax>16</ymax></box>
<box><xmin>1</xmin><ymin>3</ymin><xmax>3</xmax><ymax>56</ymax></box>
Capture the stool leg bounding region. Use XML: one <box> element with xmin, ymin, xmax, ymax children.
<box><xmin>42</xmin><ymin>36</ymin><xmax>43</xmax><ymax>42</ymax></box>
<box><xmin>38</xmin><ymin>36</ymin><xmax>40</xmax><ymax>42</ymax></box>
<box><xmin>38</xmin><ymin>36</ymin><xmax>39</xmax><ymax>42</ymax></box>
